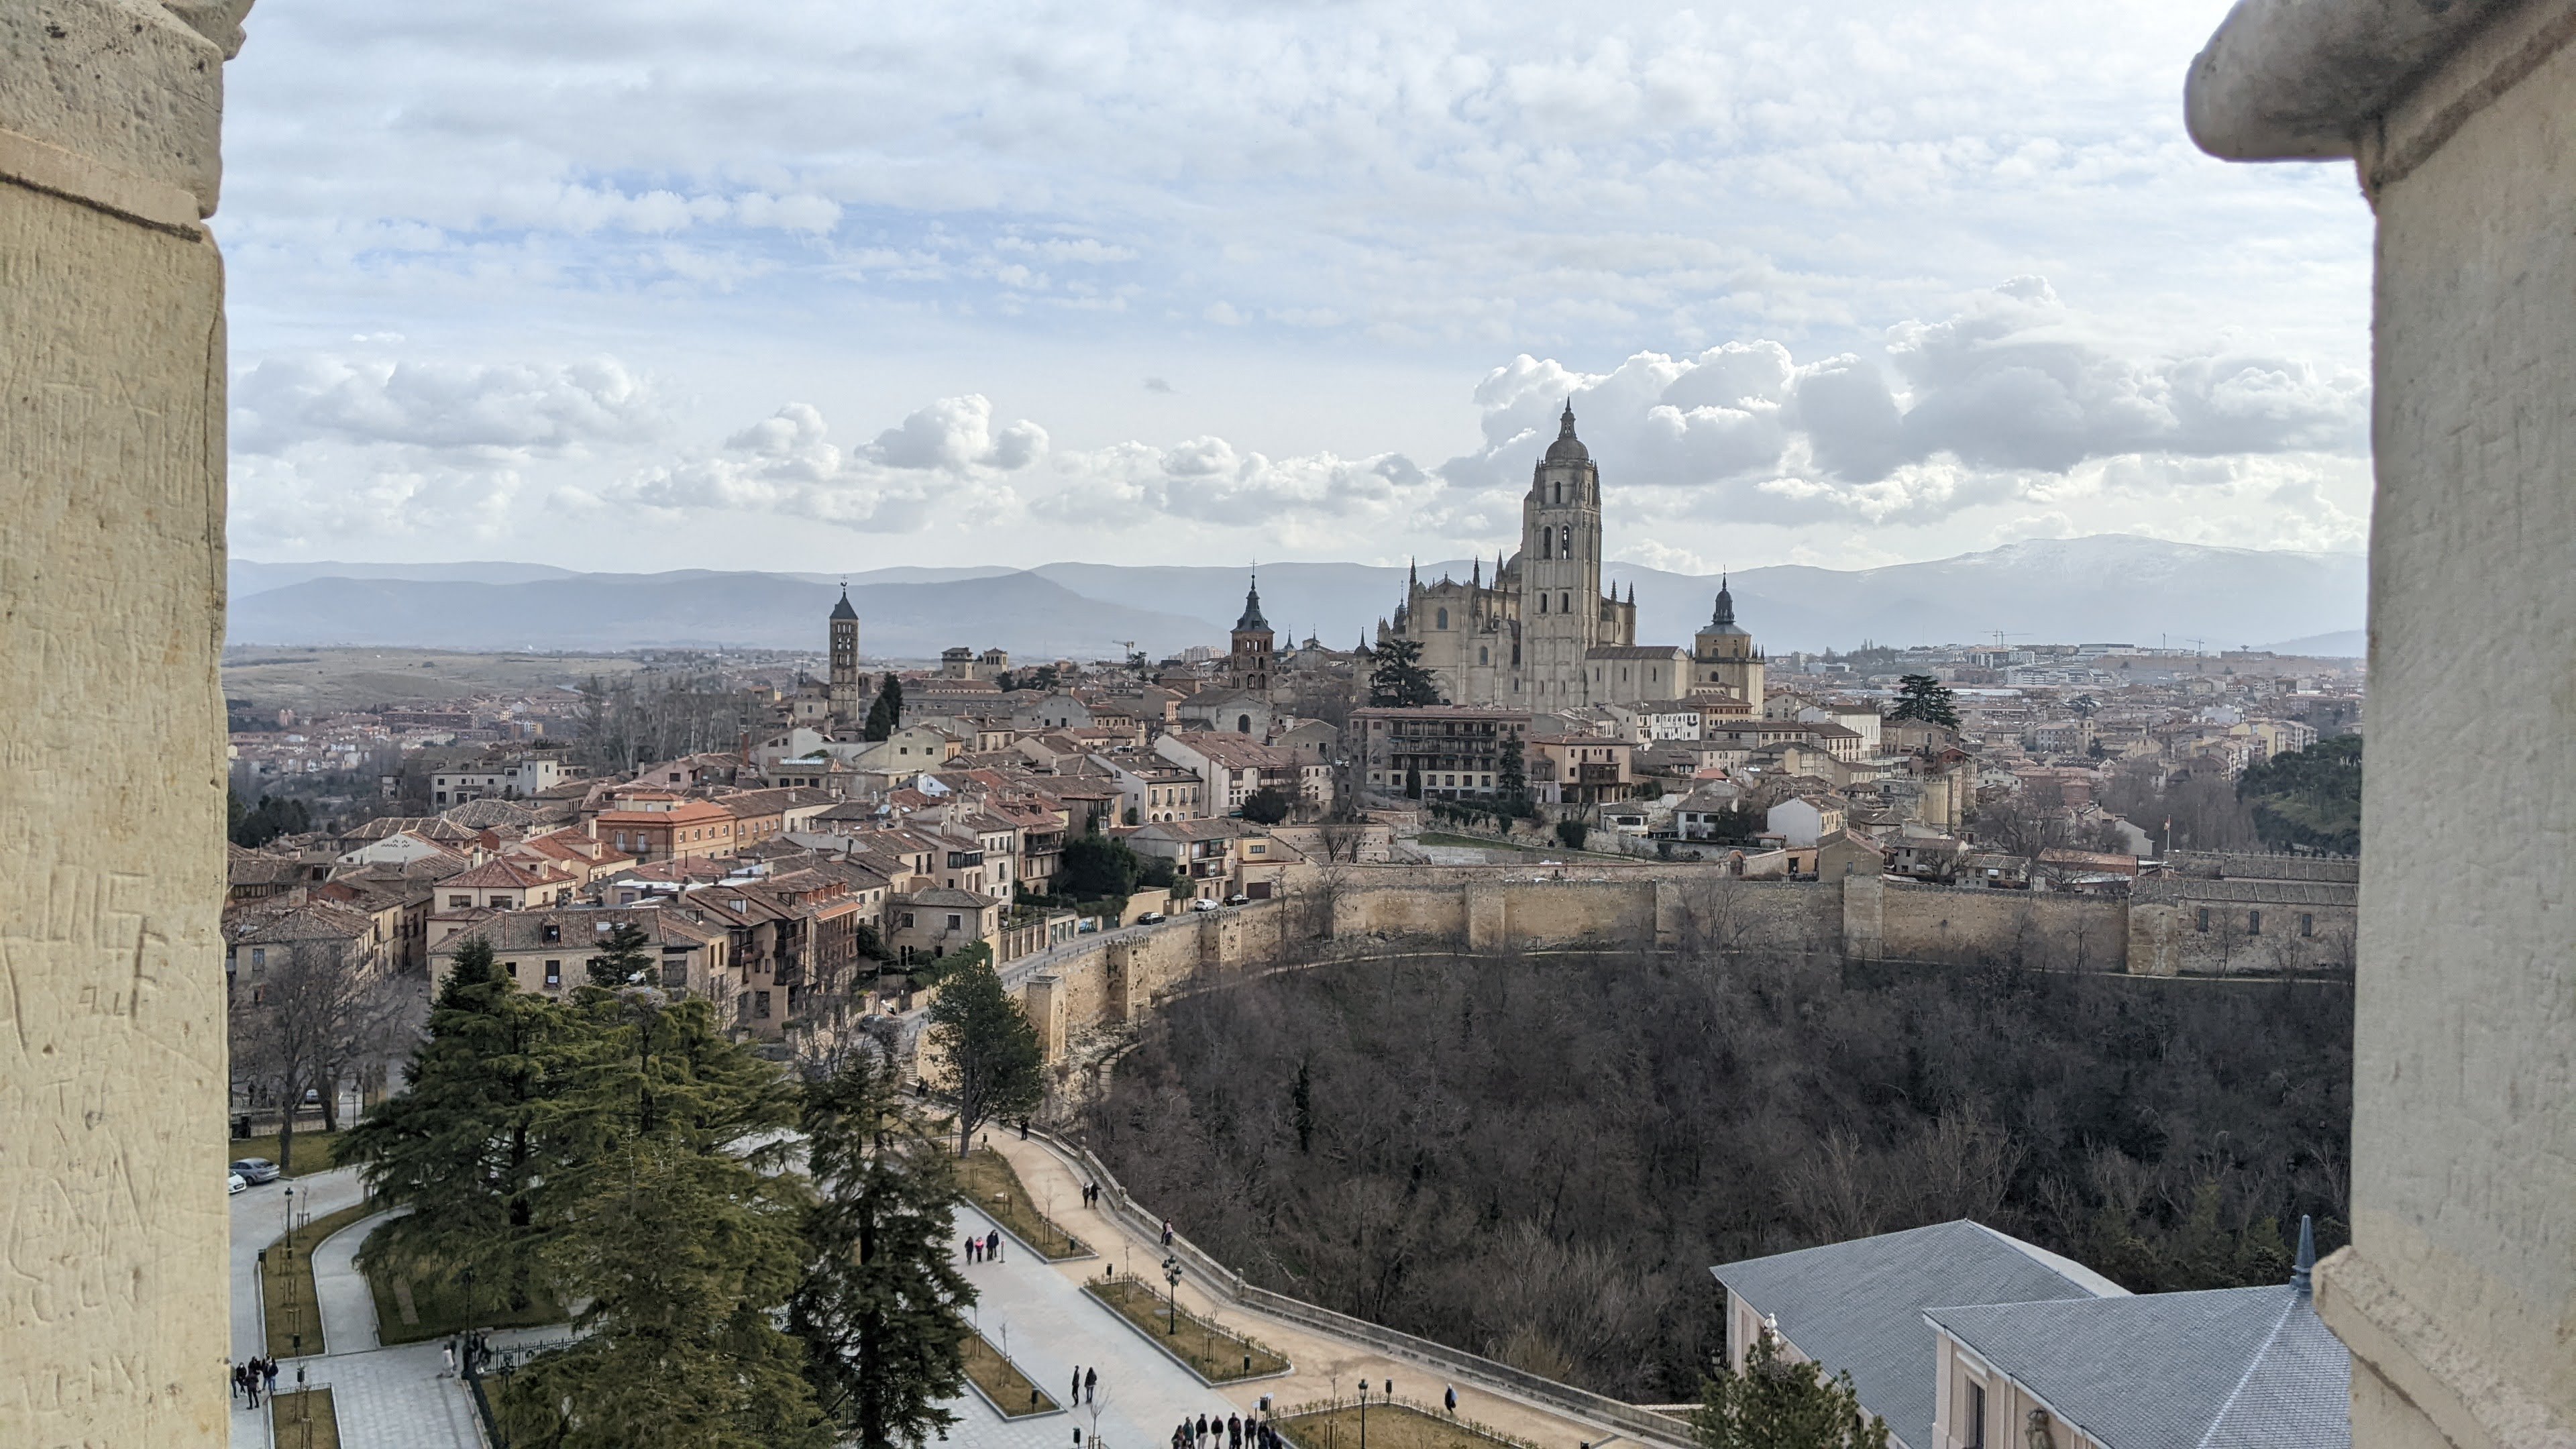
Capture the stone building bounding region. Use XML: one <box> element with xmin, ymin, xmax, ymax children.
<box><xmin>2127</xmin><ymin>851</ymin><xmax>2357</xmax><ymax>977</ymax></box>
<box><xmin>827</xmin><ymin>586</ymin><xmax>862</xmax><ymax>729</ymax></box>
<box><xmin>2189</xmin><ymin>4</ymin><xmax>2576</xmax><ymax>1448</ymax></box>
<box><xmin>1230</xmin><ymin>574</ymin><xmax>1275</xmax><ymax>693</ymax></box>
<box><xmin>1375</xmin><ymin>405</ymin><xmax>1759</xmax><ymax>707</ymax></box>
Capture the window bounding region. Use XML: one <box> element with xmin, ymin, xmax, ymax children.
<box><xmin>2248</xmin><ymin>910</ymin><xmax>2263</xmax><ymax>936</ymax></box>
<box><xmin>544</xmin><ymin>961</ymin><xmax>561</xmax><ymax>987</ymax></box>
<box><xmin>506</xmin><ymin>961</ymin><xmax>519</xmax><ymax>979</ymax></box>
<box><xmin>249</xmin><ymin>947</ymin><xmax>266</xmax><ymax>971</ymax></box>
<box><xmin>541</xmin><ymin>923</ymin><xmax>560</xmax><ymax>945</ymax></box>
<box><xmin>1968</xmin><ymin>1382</ymin><xmax>1988</xmax><ymax>1449</ymax></box>
<box><xmin>1559</xmin><ymin>525</ymin><xmax>1570</xmax><ymax>556</ymax></box>
<box><xmin>2300</xmin><ymin>912</ymin><xmax>2315</xmax><ymax>937</ymax></box>
<box><xmin>1436</xmin><ymin>608</ymin><xmax>1448</xmax><ymax>629</ymax></box>
<box><xmin>1560</xmin><ymin>592</ymin><xmax>1571</xmax><ymax>614</ymax></box>
<box><xmin>2196</xmin><ymin>906</ymin><xmax>2211</xmax><ymax>932</ymax></box>
<box><xmin>754</xmin><ymin>989</ymin><xmax>772</xmax><ymax>1018</ymax></box>
<box><xmin>1538</xmin><ymin>594</ymin><xmax>1548</xmax><ymax>614</ymax></box>
<box><xmin>1479</xmin><ymin>646</ymin><xmax>1489</xmax><ymax>665</ymax></box>
<box><xmin>449</xmin><ymin>894</ymin><xmax>472</xmax><ymax>909</ymax></box>
<box><xmin>947</xmin><ymin>914</ymin><xmax>963</xmax><ymax>930</ymax></box>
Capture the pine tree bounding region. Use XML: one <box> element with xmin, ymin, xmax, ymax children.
<box><xmin>863</xmin><ymin>674</ymin><xmax>904</xmax><ymax>741</ymax></box>
<box><xmin>341</xmin><ymin>936</ymin><xmax>566</xmax><ymax>1309</ymax></box>
<box><xmin>924</xmin><ymin>957</ymin><xmax>1044</xmax><ymax>1157</ymax></box>
<box><xmin>791</xmin><ymin>1049</ymin><xmax>975</xmax><ymax>1449</ymax></box>
<box><xmin>1693</xmin><ymin>1329</ymin><xmax>1891</xmax><ymax>1449</ymax></box>
<box><xmin>1496</xmin><ymin>731</ymin><xmax>1532</xmax><ymax>817</ymax></box>
<box><xmin>1367</xmin><ymin>637</ymin><xmax>1444</xmax><ymax>706</ymax></box>
<box><xmin>502</xmin><ymin>990</ymin><xmax>823</xmax><ymax>1449</ymax></box>
<box><xmin>586</xmin><ymin>920</ymin><xmax>655</xmax><ymax>987</ymax></box>
<box><xmin>1885</xmin><ymin>674</ymin><xmax>1960</xmax><ymax>731</ymax></box>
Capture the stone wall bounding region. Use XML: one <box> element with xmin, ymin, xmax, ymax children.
<box><xmin>1877</xmin><ymin>885</ymin><xmax>2132</xmax><ymax>972</ymax></box>
<box><xmin>0</xmin><ymin>1</ymin><xmax>248</xmax><ymax>1438</ymax></box>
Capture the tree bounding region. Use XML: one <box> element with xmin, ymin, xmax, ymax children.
<box><xmin>791</xmin><ymin>1048</ymin><xmax>976</xmax><ymax>1449</ymax></box>
<box><xmin>863</xmin><ymin>674</ymin><xmax>904</xmax><ymax>742</ymax></box>
<box><xmin>1240</xmin><ymin>786</ymin><xmax>1293</xmax><ymax>824</ymax></box>
<box><xmin>1884</xmin><ymin>674</ymin><xmax>1960</xmax><ymax>731</ymax></box>
<box><xmin>502</xmin><ymin>990</ymin><xmax>822</xmax><ymax>1449</ymax></box>
<box><xmin>924</xmin><ymin>957</ymin><xmax>1044</xmax><ymax>1157</ymax></box>
<box><xmin>229</xmin><ymin>789</ymin><xmax>312</xmax><ymax>847</ymax></box>
<box><xmin>1555</xmin><ymin>818</ymin><xmax>1589</xmax><ymax>851</ymax></box>
<box><xmin>1495</xmin><ymin>736</ymin><xmax>1532</xmax><ymax>818</ymax></box>
<box><xmin>229</xmin><ymin>938</ymin><xmax>408</xmax><ymax>1173</ymax></box>
<box><xmin>1692</xmin><ymin>1326</ymin><xmax>1891</xmax><ymax>1449</ymax></box>
<box><xmin>1367</xmin><ymin>637</ymin><xmax>1444</xmax><ymax>707</ymax></box>
<box><xmin>1404</xmin><ymin>765</ymin><xmax>1422</xmax><ymax>800</ymax></box>
<box><xmin>341</xmin><ymin>936</ymin><xmax>564</xmax><ymax>1309</ymax></box>
<box><xmin>2237</xmin><ymin>735</ymin><xmax>2362</xmax><ymax>855</ymax></box>
<box><xmin>1058</xmin><ymin>834</ymin><xmax>1142</xmax><ymax>900</ymax></box>
<box><xmin>586</xmin><ymin>920</ymin><xmax>656</xmax><ymax>988</ymax></box>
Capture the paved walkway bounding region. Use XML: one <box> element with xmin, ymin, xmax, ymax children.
<box><xmin>945</xmin><ymin>1200</ymin><xmax>1242</xmax><ymax>1447</ymax></box>
<box><xmin>982</xmin><ymin>1130</ymin><xmax>1646</xmax><ymax>1448</ymax></box>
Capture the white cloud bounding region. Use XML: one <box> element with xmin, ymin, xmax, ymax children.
<box><xmin>619</xmin><ymin>397</ymin><xmax>1044</xmax><ymax>533</ymax></box>
<box><xmin>232</xmin><ymin>355</ymin><xmax>660</xmax><ymax>456</ymax></box>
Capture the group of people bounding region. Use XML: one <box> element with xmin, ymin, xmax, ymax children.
<box><xmin>964</xmin><ymin>1228</ymin><xmax>1006</xmax><ymax>1263</ymax></box>
<box><xmin>229</xmin><ymin>1357</ymin><xmax>280</xmax><ymax>1407</ymax></box>
<box><xmin>1171</xmin><ymin>1411</ymin><xmax>1277</xmax><ymax>1448</ymax></box>
<box><xmin>1068</xmin><ymin>1364</ymin><xmax>1099</xmax><ymax>1403</ymax></box>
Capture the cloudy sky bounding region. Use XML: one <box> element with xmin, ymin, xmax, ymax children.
<box><xmin>217</xmin><ymin>1</ymin><xmax>2375</xmax><ymax>575</ymax></box>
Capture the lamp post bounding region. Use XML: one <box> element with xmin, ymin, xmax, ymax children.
<box><xmin>1161</xmin><ymin>1254</ymin><xmax>1183</xmax><ymax>1336</ymax></box>
<box><xmin>1357</xmin><ymin>1378</ymin><xmax>1370</xmax><ymax>1449</ymax></box>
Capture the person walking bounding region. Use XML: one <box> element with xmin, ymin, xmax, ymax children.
<box><xmin>987</xmin><ymin>1228</ymin><xmax>1003</xmax><ymax>1261</ymax></box>
<box><xmin>1445</xmin><ymin>1383</ymin><xmax>1458</xmax><ymax>1415</ymax></box>
<box><xmin>1228</xmin><ymin>1411</ymin><xmax>1242</xmax><ymax>1446</ymax></box>
<box><xmin>1084</xmin><ymin>1366</ymin><xmax>1097</xmax><ymax>1403</ymax></box>
<box><xmin>228</xmin><ymin>1362</ymin><xmax>243</xmax><ymax>1403</ymax></box>
<box><xmin>263</xmin><ymin>1359</ymin><xmax>279</xmax><ymax>1401</ymax></box>
<box><xmin>1161</xmin><ymin>1218</ymin><xmax>1175</xmax><ymax>1246</ymax></box>
<box><xmin>243</xmin><ymin>1360</ymin><xmax>259</xmax><ymax>1409</ymax></box>
<box><xmin>443</xmin><ymin>1338</ymin><xmax>458</xmax><ymax>1377</ymax></box>
<box><xmin>1071</xmin><ymin>1366</ymin><xmax>1081</xmax><ymax>1405</ymax></box>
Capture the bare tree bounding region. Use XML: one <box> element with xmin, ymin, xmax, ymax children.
<box><xmin>229</xmin><ymin>941</ymin><xmax>413</xmax><ymax>1171</ymax></box>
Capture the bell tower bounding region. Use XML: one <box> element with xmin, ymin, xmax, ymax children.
<box><xmin>1693</xmin><ymin>574</ymin><xmax>1764</xmax><ymax>704</ymax></box>
<box><xmin>1521</xmin><ymin>401</ymin><xmax>1603</xmax><ymax>702</ymax></box>
<box><xmin>827</xmin><ymin>585</ymin><xmax>862</xmax><ymax>729</ymax></box>
<box><xmin>1230</xmin><ymin>573</ymin><xmax>1275</xmax><ymax>694</ymax></box>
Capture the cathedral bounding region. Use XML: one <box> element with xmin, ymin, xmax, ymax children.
<box><xmin>1376</xmin><ymin>403</ymin><xmax>1763</xmax><ymax>708</ymax></box>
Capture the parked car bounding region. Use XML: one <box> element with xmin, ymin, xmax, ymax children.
<box><xmin>1136</xmin><ymin>911</ymin><xmax>1166</xmax><ymax>925</ymax></box>
<box><xmin>1076</xmin><ymin>918</ymin><xmax>1099</xmax><ymax>934</ymax></box>
<box><xmin>229</xmin><ymin>1157</ymin><xmax>279</xmax><ymax>1185</ymax></box>
<box><xmin>1224</xmin><ymin>894</ymin><xmax>1250</xmax><ymax>906</ymax></box>
<box><xmin>227</xmin><ymin>1171</ymin><xmax>247</xmax><ymax>1195</ymax></box>
<box><xmin>1187</xmin><ymin>898</ymin><xmax>1220</xmax><ymax>913</ymax></box>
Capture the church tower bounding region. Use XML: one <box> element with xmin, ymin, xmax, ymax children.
<box><xmin>1693</xmin><ymin>574</ymin><xmax>1765</xmax><ymax>704</ymax></box>
<box><xmin>1230</xmin><ymin>574</ymin><xmax>1275</xmax><ymax>694</ymax></box>
<box><xmin>1521</xmin><ymin>402</ymin><xmax>1607</xmax><ymax>702</ymax></box>
<box><xmin>827</xmin><ymin>586</ymin><xmax>862</xmax><ymax>729</ymax></box>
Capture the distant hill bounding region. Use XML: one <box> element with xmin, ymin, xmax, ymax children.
<box><xmin>2261</xmin><ymin>629</ymin><xmax>2366</xmax><ymax>658</ymax></box>
<box><xmin>227</xmin><ymin>535</ymin><xmax>2365</xmax><ymax>657</ymax></box>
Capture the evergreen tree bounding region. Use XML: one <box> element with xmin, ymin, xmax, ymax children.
<box><xmin>1240</xmin><ymin>786</ymin><xmax>1293</xmax><ymax>824</ymax></box>
<box><xmin>502</xmin><ymin>991</ymin><xmax>822</xmax><ymax>1449</ymax></box>
<box><xmin>863</xmin><ymin>674</ymin><xmax>904</xmax><ymax>742</ymax></box>
<box><xmin>924</xmin><ymin>957</ymin><xmax>1044</xmax><ymax>1157</ymax></box>
<box><xmin>1884</xmin><ymin>674</ymin><xmax>1960</xmax><ymax>731</ymax></box>
<box><xmin>341</xmin><ymin>936</ymin><xmax>565</xmax><ymax>1309</ymax></box>
<box><xmin>1367</xmin><ymin>638</ymin><xmax>1444</xmax><ymax>707</ymax></box>
<box><xmin>586</xmin><ymin>920</ymin><xmax>656</xmax><ymax>987</ymax></box>
<box><xmin>1496</xmin><ymin>733</ymin><xmax>1532</xmax><ymax>817</ymax></box>
<box><xmin>791</xmin><ymin>1049</ymin><xmax>975</xmax><ymax>1449</ymax></box>
<box><xmin>1057</xmin><ymin>834</ymin><xmax>1141</xmax><ymax>900</ymax></box>
<box><xmin>1692</xmin><ymin>1329</ymin><xmax>1891</xmax><ymax>1449</ymax></box>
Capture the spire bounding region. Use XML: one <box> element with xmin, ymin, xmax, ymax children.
<box><xmin>1409</xmin><ymin>557</ymin><xmax>1419</xmax><ymax>590</ymax></box>
<box><xmin>1544</xmin><ymin>399</ymin><xmax>1591</xmax><ymax>464</ymax></box>
<box><xmin>1712</xmin><ymin>572</ymin><xmax>1735</xmax><ymax>627</ymax></box>
<box><xmin>2292</xmin><ymin>1214</ymin><xmax>2316</xmax><ymax>1297</ymax></box>
<box><xmin>1234</xmin><ymin>572</ymin><xmax>1269</xmax><ymax>632</ymax></box>
<box><xmin>1471</xmin><ymin>557</ymin><xmax>1482</xmax><ymax>588</ymax></box>
<box><xmin>1560</xmin><ymin>398</ymin><xmax>1576</xmax><ymax>437</ymax></box>
<box><xmin>829</xmin><ymin>583</ymin><xmax>857</xmax><ymax>622</ymax></box>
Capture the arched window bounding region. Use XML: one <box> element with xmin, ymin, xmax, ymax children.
<box><xmin>1479</xmin><ymin>646</ymin><xmax>1489</xmax><ymax>665</ymax></box>
<box><xmin>1560</xmin><ymin>591</ymin><xmax>1571</xmax><ymax>614</ymax></box>
<box><xmin>1552</xmin><ymin>480</ymin><xmax>1561</xmax><ymax>504</ymax></box>
<box><xmin>1236</xmin><ymin>714</ymin><xmax>1251</xmax><ymax>733</ymax></box>
<box><xmin>1436</xmin><ymin>607</ymin><xmax>1448</xmax><ymax>629</ymax></box>
<box><xmin>1538</xmin><ymin>594</ymin><xmax>1548</xmax><ymax>614</ymax></box>
<box><xmin>1560</xmin><ymin>525</ymin><xmax>1572</xmax><ymax>556</ymax></box>
<box><xmin>1540</xmin><ymin>529</ymin><xmax>1552</xmax><ymax>560</ymax></box>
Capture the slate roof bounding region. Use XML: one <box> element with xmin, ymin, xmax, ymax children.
<box><xmin>1923</xmin><ymin>1285</ymin><xmax>2348</xmax><ymax>1449</ymax></box>
<box><xmin>1711</xmin><ymin>1221</ymin><xmax>2127</xmax><ymax>1449</ymax></box>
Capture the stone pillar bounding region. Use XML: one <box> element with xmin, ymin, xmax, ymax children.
<box><xmin>1022</xmin><ymin>975</ymin><xmax>1065</xmax><ymax>1062</ymax></box>
<box><xmin>1102</xmin><ymin>938</ymin><xmax>1137</xmax><ymax>1024</ymax></box>
<box><xmin>1</xmin><ymin>2</ymin><xmax>249</xmax><ymax>1438</ymax></box>
<box><xmin>2190</xmin><ymin>7</ymin><xmax>2576</xmax><ymax>1447</ymax></box>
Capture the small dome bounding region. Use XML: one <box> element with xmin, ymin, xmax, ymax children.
<box><xmin>1545</xmin><ymin>400</ymin><xmax>1589</xmax><ymax>463</ymax></box>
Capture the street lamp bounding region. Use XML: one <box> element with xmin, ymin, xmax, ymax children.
<box><xmin>1161</xmin><ymin>1254</ymin><xmax>1183</xmax><ymax>1336</ymax></box>
<box><xmin>1358</xmin><ymin>1378</ymin><xmax>1370</xmax><ymax>1449</ymax></box>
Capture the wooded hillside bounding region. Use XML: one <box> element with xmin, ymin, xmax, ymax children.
<box><xmin>1085</xmin><ymin>950</ymin><xmax>2350</xmax><ymax>1402</ymax></box>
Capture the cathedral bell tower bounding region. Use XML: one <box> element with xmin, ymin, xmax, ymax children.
<box><xmin>1521</xmin><ymin>401</ymin><xmax>1605</xmax><ymax>701</ymax></box>
<box><xmin>1693</xmin><ymin>574</ymin><xmax>1764</xmax><ymax>704</ymax></box>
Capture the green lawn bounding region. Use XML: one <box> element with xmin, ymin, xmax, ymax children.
<box><xmin>364</xmin><ymin>1258</ymin><xmax>567</xmax><ymax>1346</ymax></box>
<box><xmin>962</xmin><ymin>1328</ymin><xmax>1060</xmax><ymax>1419</ymax></box>
<box><xmin>957</xmin><ymin>1148</ymin><xmax>1090</xmax><ymax>1260</ymax></box>
<box><xmin>229</xmin><ymin>1129</ymin><xmax>347</xmax><ymax>1179</ymax></box>
<box><xmin>261</xmin><ymin>1200</ymin><xmax>377</xmax><ymax>1358</ymax></box>
<box><xmin>1084</xmin><ymin>1278</ymin><xmax>1288</xmax><ymax>1382</ymax></box>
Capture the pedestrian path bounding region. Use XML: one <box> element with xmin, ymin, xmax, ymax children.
<box><xmin>946</xmin><ymin>1200</ymin><xmax>1243</xmax><ymax>1447</ymax></box>
<box><xmin>229</xmin><ymin>1166</ymin><xmax>370</xmax><ymax>1449</ymax></box>
<box><xmin>983</xmin><ymin>1130</ymin><xmax>1646</xmax><ymax>1448</ymax></box>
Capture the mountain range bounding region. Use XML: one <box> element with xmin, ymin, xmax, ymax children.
<box><xmin>225</xmin><ymin>535</ymin><xmax>2367</xmax><ymax>659</ymax></box>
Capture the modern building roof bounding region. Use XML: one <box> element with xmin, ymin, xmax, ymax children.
<box><xmin>1712</xmin><ymin>1221</ymin><xmax>2128</xmax><ymax>1449</ymax></box>
<box><xmin>1925</xmin><ymin>1281</ymin><xmax>2348</xmax><ymax>1449</ymax></box>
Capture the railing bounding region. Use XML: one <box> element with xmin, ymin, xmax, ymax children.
<box><xmin>1024</xmin><ymin>1126</ymin><xmax>1697</xmax><ymax>1449</ymax></box>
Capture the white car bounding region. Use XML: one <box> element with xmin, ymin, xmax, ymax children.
<box><xmin>227</xmin><ymin>1171</ymin><xmax>247</xmax><ymax>1195</ymax></box>
<box><xmin>1187</xmin><ymin>898</ymin><xmax>1220</xmax><ymax>913</ymax></box>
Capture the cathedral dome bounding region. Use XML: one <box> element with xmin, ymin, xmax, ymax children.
<box><xmin>1544</xmin><ymin>400</ymin><xmax>1590</xmax><ymax>463</ymax></box>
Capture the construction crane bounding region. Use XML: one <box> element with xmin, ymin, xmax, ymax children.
<box><xmin>1990</xmin><ymin>629</ymin><xmax>2033</xmax><ymax>648</ymax></box>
